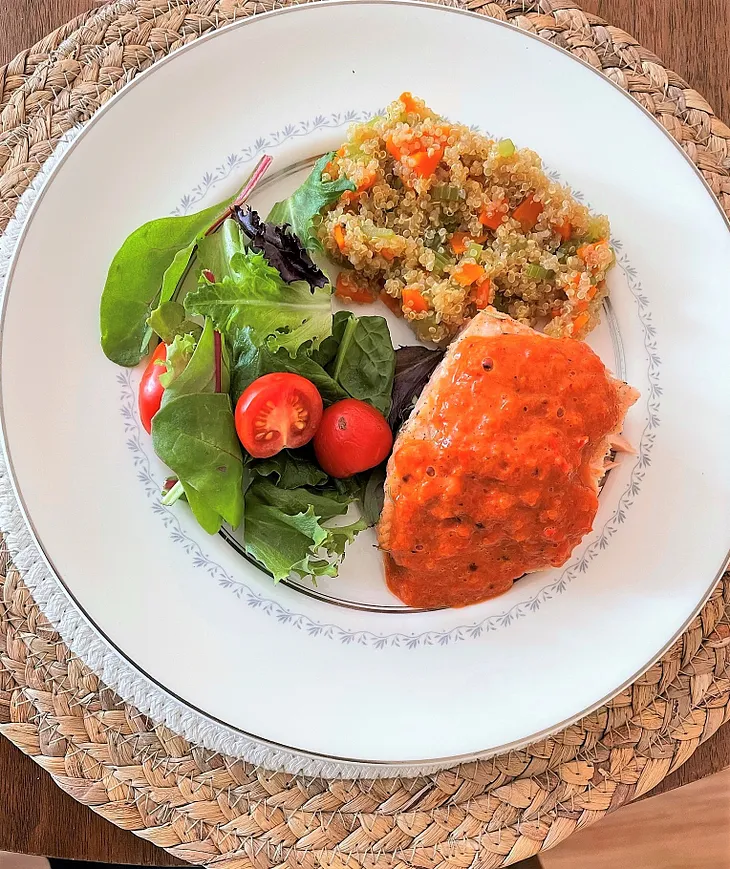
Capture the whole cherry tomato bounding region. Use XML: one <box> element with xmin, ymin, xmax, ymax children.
<box><xmin>313</xmin><ymin>398</ymin><xmax>393</xmax><ymax>478</ymax></box>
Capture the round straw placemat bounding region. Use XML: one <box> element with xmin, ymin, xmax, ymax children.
<box><xmin>1</xmin><ymin>1</ymin><xmax>730</xmax><ymax>865</ymax></box>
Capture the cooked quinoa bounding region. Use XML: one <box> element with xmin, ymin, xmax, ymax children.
<box><xmin>319</xmin><ymin>93</ymin><xmax>615</xmax><ymax>344</ymax></box>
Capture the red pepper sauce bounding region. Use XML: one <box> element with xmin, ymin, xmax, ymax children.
<box><xmin>382</xmin><ymin>333</ymin><xmax>624</xmax><ymax>608</ymax></box>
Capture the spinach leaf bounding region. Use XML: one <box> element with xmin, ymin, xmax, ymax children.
<box><xmin>357</xmin><ymin>464</ymin><xmax>387</xmax><ymax>526</ymax></box>
<box><xmin>147</xmin><ymin>301</ymin><xmax>202</xmax><ymax>344</ymax></box>
<box><xmin>100</xmin><ymin>194</ymin><xmax>232</xmax><ymax>366</ymax></box>
<box><xmin>152</xmin><ymin>392</ymin><xmax>243</xmax><ymax>533</ymax></box>
<box><xmin>329</xmin><ymin>316</ymin><xmax>395</xmax><ymax>415</ymax></box>
<box><xmin>184</xmin><ymin>251</ymin><xmax>332</xmax><ymax>357</ymax></box>
<box><xmin>234</xmin><ymin>207</ymin><xmax>327</xmax><ymax>288</ymax></box>
<box><xmin>250</xmin><ymin>450</ymin><xmax>329</xmax><ymax>489</ymax></box>
<box><xmin>388</xmin><ymin>345</ymin><xmax>444</xmax><ymax>431</ymax></box>
<box><xmin>309</xmin><ymin>310</ymin><xmax>353</xmax><ymax>368</ymax></box>
<box><xmin>267</xmin><ymin>153</ymin><xmax>355</xmax><ymax>252</ymax></box>
<box><xmin>161</xmin><ymin>319</ymin><xmax>229</xmax><ymax>401</ymax></box>
<box><xmin>230</xmin><ymin>328</ymin><xmax>346</xmax><ymax>405</ymax></box>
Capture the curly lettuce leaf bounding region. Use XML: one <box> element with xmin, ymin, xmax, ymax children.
<box><xmin>235</xmin><ymin>207</ymin><xmax>327</xmax><ymax>288</ymax></box>
<box><xmin>388</xmin><ymin>345</ymin><xmax>444</xmax><ymax>431</ymax></box>
<box><xmin>147</xmin><ymin>301</ymin><xmax>202</xmax><ymax>345</ymax></box>
<box><xmin>184</xmin><ymin>251</ymin><xmax>332</xmax><ymax>357</ymax></box>
<box><xmin>230</xmin><ymin>327</ymin><xmax>346</xmax><ymax>405</ymax></box>
<box><xmin>251</xmin><ymin>451</ymin><xmax>329</xmax><ymax>489</ymax></box>
<box><xmin>241</xmin><ymin>463</ymin><xmax>366</xmax><ymax>581</ymax></box>
<box><xmin>160</xmin><ymin>319</ymin><xmax>229</xmax><ymax>400</ymax></box>
<box><xmin>267</xmin><ymin>153</ymin><xmax>355</xmax><ymax>252</ymax></box>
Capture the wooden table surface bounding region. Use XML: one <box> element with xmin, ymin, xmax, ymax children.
<box><xmin>1</xmin><ymin>0</ymin><xmax>729</xmax><ymax>864</ymax></box>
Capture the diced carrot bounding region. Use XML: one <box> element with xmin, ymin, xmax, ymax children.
<box><xmin>333</xmin><ymin>224</ymin><xmax>346</xmax><ymax>253</ymax></box>
<box><xmin>585</xmin><ymin>285</ymin><xmax>597</xmax><ymax>301</ymax></box>
<box><xmin>449</xmin><ymin>232</ymin><xmax>486</xmax><ymax>255</ymax></box>
<box><xmin>512</xmin><ymin>194</ymin><xmax>544</xmax><ymax>231</ymax></box>
<box><xmin>399</xmin><ymin>92</ymin><xmax>421</xmax><ymax>116</ymax></box>
<box><xmin>473</xmin><ymin>278</ymin><xmax>492</xmax><ymax>310</ymax></box>
<box><xmin>555</xmin><ymin>219</ymin><xmax>572</xmax><ymax>241</ymax></box>
<box><xmin>402</xmin><ymin>287</ymin><xmax>429</xmax><ymax>313</ymax></box>
<box><xmin>572</xmin><ymin>312</ymin><xmax>590</xmax><ymax>333</ymax></box>
<box><xmin>479</xmin><ymin>199</ymin><xmax>507</xmax><ymax>230</ymax></box>
<box><xmin>410</xmin><ymin>146</ymin><xmax>444</xmax><ymax>177</ymax></box>
<box><xmin>385</xmin><ymin>136</ymin><xmax>403</xmax><ymax>161</ymax></box>
<box><xmin>340</xmin><ymin>190</ymin><xmax>361</xmax><ymax>206</ymax></box>
<box><xmin>324</xmin><ymin>160</ymin><xmax>336</xmax><ymax>178</ymax></box>
<box><xmin>449</xmin><ymin>232</ymin><xmax>469</xmax><ymax>255</ymax></box>
<box><xmin>379</xmin><ymin>247</ymin><xmax>397</xmax><ymax>262</ymax></box>
<box><xmin>577</xmin><ymin>239</ymin><xmax>609</xmax><ymax>266</ymax></box>
<box><xmin>452</xmin><ymin>262</ymin><xmax>486</xmax><ymax>287</ymax></box>
<box><xmin>357</xmin><ymin>171</ymin><xmax>377</xmax><ymax>192</ymax></box>
<box><xmin>335</xmin><ymin>271</ymin><xmax>377</xmax><ymax>304</ymax></box>
<box><xmin>381</xmin><ymin>292</ymin><xmax>404</xmax><ymax>316</ymax></box>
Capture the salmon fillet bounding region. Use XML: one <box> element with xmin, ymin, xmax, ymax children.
<box><xmin>378</xmin><ymin>309</ymin><xmax>639</xmax><ymax>608</ymax></box>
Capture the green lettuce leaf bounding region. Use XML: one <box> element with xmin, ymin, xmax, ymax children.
<box><xmin>152</xmin><ymin>391</ymin><xmax>243</xmax><ymax>533</ymax></box>
<box><xmin>147</xmin><ymin>301</ymin><xmax>202</xmax><ymax>344</ymax></box>
<box><xmin>159</xmin><ymin>333</ymin><xmax>197</xmax><ymax>389</ymax></box>
<box><xmin>161</xmin><ymin>319</ymin><xmax>230</xmax><ymax>400</ymax></box>
<box><xmin>251</xmin><ymin>450</ymin><xmax>329</xmax><ymax>489</ymax></box>
<box><xmin>196</xmin><ymin>218</ymin><xmax>248</xmax><ymax>283</ymax></box>
<box><xmin>267</xmin><ymin>153</ymin><xmax>355</xmax><ymax>252</ymax></box>
<box><xmin>184</xmin><ymin>251</ymin><xmax>332</xmax><ymax>357</ymax></box>
<box><xmin>248</xmin><ymin>478</ymin><xmax>351</xmax><ymax>521</ymax></box>
<box><xmin>230</xmin><ymin>327</ymin><xmax>346</xmax><ymax>405</ymax></box>
<box><xmin>243</xmin><ymin>498</ymin><xmax>365</xmax><ymax>582</ymax></box>
<box><xmin>100</xmin><ymin>194</ymin><xmax>233</xmax><ymax>366</ymax></box>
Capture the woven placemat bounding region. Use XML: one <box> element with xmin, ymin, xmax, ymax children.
<box><xmin>1</xmin><ymin>1</ymin><xmax>730</xmax><ymax>865</ymax></box>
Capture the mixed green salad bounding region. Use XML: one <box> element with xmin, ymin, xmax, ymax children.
<box><xmin>100</xmin><ymin>154</ymin><xmax>442</xmax><ymax>582</ymax></box>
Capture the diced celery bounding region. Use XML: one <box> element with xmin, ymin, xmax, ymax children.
<box><xmin>524</xmin><ymin>263</ymin><xmax>554</xmax><ymax>280</ymax></box>
<box><xmin>432</xmin><ymin>184</ymin><xmax>462</xmax><ymax>202</ymax></box>
<box><xmin>432</xmin><ymin>249</ymin><xmax>453</xmax><ymax>275</ymax></box>
<box><xmin>466</xmin><ymin>242</ymin><xmax>484</xmax><ymax>260</ymax></box>
<box><xmin>497</xmin><ymin>139</ymin><xmax>516</xmax><ymax>157</ymax></box>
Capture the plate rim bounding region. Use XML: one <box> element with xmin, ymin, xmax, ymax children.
<box><xmin>1</xmin><ymin>0</ymin><xmax>729</xmax><ymax>776</ymax></box>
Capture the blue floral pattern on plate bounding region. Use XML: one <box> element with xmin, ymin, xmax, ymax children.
<box><xmin>121</xmin><ymin>110</ymin><xmax>660</xmax><ymax>648</ymax></box>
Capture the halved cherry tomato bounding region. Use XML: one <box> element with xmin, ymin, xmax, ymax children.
<box><xmin>313</xmin><ymin>399</ymin><xmax>393</xmax><ymax>479</ymax></box>
<box><xmin>139</xmin><ymin>342</ymin><xmax>167</xmax><ymax>434</ymax></box>
<box><xmin>235</xmin><ymin>373</ymin><xmax>323</xmax><ymax>459</ymax></box>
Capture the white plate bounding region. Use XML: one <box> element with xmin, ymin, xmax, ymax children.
<box><xmin>2</xmin><ymin>0</ymin><xmax>730</xmax><ymax>777</ymax></box>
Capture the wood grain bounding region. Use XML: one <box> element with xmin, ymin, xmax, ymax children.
<box><xmin>542</xmin><ymin>768</ymin><xmax>730</xmax><ymax>869</ymax></box>
<box><xmin>0</xmin><ymin>0</ymin><xmax>728</xmax><ymax>863</ymax></box>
